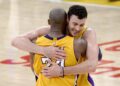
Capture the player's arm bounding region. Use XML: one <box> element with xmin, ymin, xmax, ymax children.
<box><xmin>64</xmin><ymin>28</ymin><xmax>98</xmax><ymax>75</ymax></box>
<box><xmin>11</xmin><ymin>26</ymin><xmax>50</xmax><ymax>54</ymax></box>
<box><xmin>11</xmin><ymin>26</ymin><xmax>66</xmax><ymax>59</ymax></box>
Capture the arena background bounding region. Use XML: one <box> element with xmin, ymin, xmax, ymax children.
<box><xmin>0</xmin><ymin>0</ymin><xmax>120</xmax><ymax>86</ymax></box>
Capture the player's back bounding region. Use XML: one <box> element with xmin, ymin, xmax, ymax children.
<box><xmin>34</xmin><ymin>35</ymin><xmax>78</xmax><ymax>86</ymax></box>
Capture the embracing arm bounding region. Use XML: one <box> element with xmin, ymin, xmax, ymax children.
<box><xmin>11</xmin><ymin>26</ymin><xmax>50</xmax><ymax>54</ymax></box>
<box><xmin>64</xmin><ymin>28</ymin><xmax>98</xmax><ymax>75</ymax></box>
<box><xmin>11</xmin><ymin>26</ymin><xmax>66</xmax><ymax>59</ymax></box>
<box><xmin>42</xmin><ymin>28</ymin><xmax>99</xmax><ymax>77</ymax></box>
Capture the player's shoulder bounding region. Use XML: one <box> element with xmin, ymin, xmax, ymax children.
<box><xmin>84</xmin><ymin>27</ymin><xmax>96</xmax><ymax>37</ymax></box>
<box><xmin>86</xmin><ymin>27</ymin><xmax>95</xmax><ymax>33</ymax></box>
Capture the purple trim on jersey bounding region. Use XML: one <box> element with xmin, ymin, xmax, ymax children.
<box><xmin>44</xmin><ymin>34</ymin><xmax>66</xmax><ymax>40</ymax></box>
<box><xmin>88</xmin><ymin>74</ymin><xmax>95</xmax><ymax>86</ymax></box>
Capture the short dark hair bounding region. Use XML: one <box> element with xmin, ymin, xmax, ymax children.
<box><xmin>68</xmin><ymin>5</ymin><xmax>88</xmax><ymax>19</ymax></box>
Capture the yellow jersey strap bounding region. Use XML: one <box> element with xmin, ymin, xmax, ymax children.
<box><xmin>79</xmin><ymin>27</ymin><xmax>87</xmax><ymax>38</ymax></box>
<box><xmin>75</xmin><ymin>27</ymin><xmax>87</xmax><ymax>39</ymax></box>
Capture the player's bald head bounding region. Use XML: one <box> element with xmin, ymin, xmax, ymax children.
<box><xmin>49</xmin><ymin>8</ymin><xmax>67</xmax><ymax>24</ymax></box>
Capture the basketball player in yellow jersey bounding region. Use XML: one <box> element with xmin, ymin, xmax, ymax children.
<box><xmin>34</xmin><ymin>5</ymin><xmax>101</xmax><ymax>86</ymax></box>
<box><xmin>41</xmin><ymin>5</ymin><xmax>99</xmax><ymax>86</ymax></box>
<box><xmin>33</xmin><ymin>8</ymin><xmax>87</xmax><ymax>86</ymax></box>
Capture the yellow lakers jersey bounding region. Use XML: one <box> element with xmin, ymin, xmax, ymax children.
<box><xmin>75</xmin><ymin>27</ymin><xmax>94</xmax><ymax>86</ymax></box>
<box><xmin>33</xmin><ymin>35</ymin><xmax>77</xmax><ymax>86</ymax></box>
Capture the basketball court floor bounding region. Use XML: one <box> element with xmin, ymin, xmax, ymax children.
<box><xmin>0</xmin><ymin>0</ymin><xmax>120</xmax><ymax>86</ymax></box>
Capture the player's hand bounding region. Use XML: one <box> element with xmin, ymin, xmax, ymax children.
<box><xmin>41</xmin><ymin>62</ymin><xmax>63</xmax><ymax>78</ymax></box>
<box><xmin>43</xmin><ymin>46</ymin><xmax>66</xmax><ymax>59</ymax></box>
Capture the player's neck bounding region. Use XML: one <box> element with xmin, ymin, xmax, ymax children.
<box><xmin>49</xmin><ymin>26</ymin><xmax>64</xmax><ymax>38</ymax></box>
<box><xmin>48</xmin><ymin>31</ymin><xmax>64</xmax><ymax>38</ymax></box>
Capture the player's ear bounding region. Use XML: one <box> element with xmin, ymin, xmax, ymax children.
<box><xmin>48</xmin><ymin>19</ymin><xmax>50</xmax><ymax>25</ymax></box>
